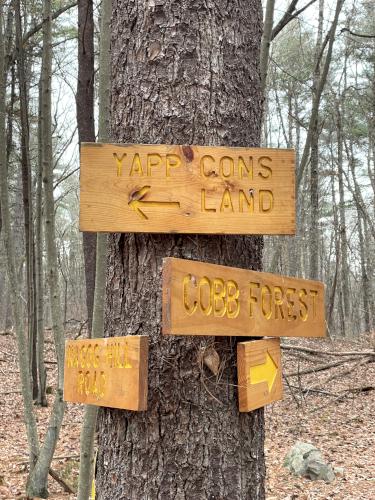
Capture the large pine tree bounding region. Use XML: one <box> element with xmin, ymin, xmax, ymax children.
<box><xmin>96</xmin><ymin>1</ymin><xmax>266</xmax><ymax>497</ymax></box>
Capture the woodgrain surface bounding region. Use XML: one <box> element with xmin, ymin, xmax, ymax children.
<box><xmin>80</xmin><ymin>143</ymin><xmax>295</xmax><ymax>235</ymax></box>
<box><xmin>237</xmin><ymin>338</ymin><xmax>283</xmax><ymax>412</ymax></box>
<box><xmin>63</xmin><ymin>336</ymin><xmax>148</xmax><ymax>410</ymax></box>
<box><xmin>163</xmin><ymin>257</ymin><xmax>325</xmax><ymax>337</ymax></box>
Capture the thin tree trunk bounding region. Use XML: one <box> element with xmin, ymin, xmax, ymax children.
<box><xmin>77</xmin><ymin>0</ymin><xmax>111</xmax><ymax>496</ymax></box>
<box><xmin>36</xmin><ymin>77</ymin><xmax>47</xmax><ymax>406</ymax></box>
<box><xmin>357</xmin><ymin>212</ymin><xmax>371</xmax><ymax>333</ymax></box>
<box><xmin>77</xmin><ymin>0</ymin><xmax>96</xmax><ymax>335</ymax></box>
<box><xmin>0</xmin><ymin>0</ymin><xmax>40</xmax><ymax>470</ymax></box>
<box><xmin>96</xmin><ymin>1</ymin><xmax>265</xmax><ymax>498</ymax></box>
<box><xmin>363</xmin><ymin>218</ymin><xmax>375</xmax><ymax>331</ymax></box>
<box><xmin>308</xmin><ymin>0</ymin><xmax>324</xmax><ymax>280</ymax></box>
<box><xmin>26</xmin><ymin>0</ymin><xmax>66</xmax><ymax>496</ymax></box>
<box><xmin>0</xmin><ymin>2</ymin><xmax>15</xmax><ymax>240</ymax></box>
<box><xmin>327</xmin><ymin>151</ymin><xmax>341</xmax><ymax>333</ymax></box>
<box><xmin>259</xmin><ymin>0</ymin><xmax>275</xmax><ymax>96</ymax></box>
<box><xmin>15</xmin><ymin>0</ymin><xmax>38</xmax><ymax>398</ymax></box>
<box><xmin>40</xmin><ymin>0</ymin><xmax>65</xmax><ymax>395</ymax></box>
<box><xmin>296</xmin><ymin>0</ymin><xmax>345</xmax><ymax>190</ymax></box>
<box><xmin>336</xmin><ymin>105</ymin><xmax>350</xmax><ymax>333</ymax></box>
<box><xmin>289</xmin><ymin>93</ymin><xmax>301</xmax><ymax>277</ymax></box>
<box><xmin>344</xmin><ymin>140</ymin><xmax>375</xmax><ymax>240</ymax></box>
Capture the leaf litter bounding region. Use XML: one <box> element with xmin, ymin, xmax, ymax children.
<box><xmin>0</xmin><ymin>330</ymin><xmax>374</xmax><ymax>499</ymax></box>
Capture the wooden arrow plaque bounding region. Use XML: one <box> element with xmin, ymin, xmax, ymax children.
<box><xmin>63</xmin><ymin>336</ymin><xmax>148</xmax><ymax>410</ymax></box>
<box><xmin>80</xmin><ymin>143</ymin><xmax>295</xmax><ymax>235</ymax></box>
<box><xmin>237</xmin><ymin>338</ymin><xmax>283</xmax><ymax>412</ymax></box>
<box><xmin>163</xmin><ymin>257</ymin><xmax>325</xmax><ymax>338</ymax></box>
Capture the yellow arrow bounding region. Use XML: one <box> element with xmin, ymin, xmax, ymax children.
<box><xmin>128</xmin><ymin>186</ymin><xmax>180</xmax><ymax>220</ymax></box>
<box><xmin>249</xmin><ymin>351</ymin><xmax>278</xmax><ymax>393</ymax></box>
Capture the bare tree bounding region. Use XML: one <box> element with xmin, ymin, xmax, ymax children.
<box><xmin>26</xmin><ymin>0</ymin><xmax>66</xmax><ymax>495</ymax></box>
<box><xmin>0</xmin><ymin>0</ymin><xmax>40</xmax><ymax>476</ymax></box>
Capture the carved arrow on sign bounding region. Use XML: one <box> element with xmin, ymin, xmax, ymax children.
<box><xmin>249</xmin><ymin>351</ymin><xmax>278</xmax><ymax>393</ymax></box>
<box><xmin>128</xmin><ymin>186</ymin><xmax>181</xmax><ymax>220</ymax></box>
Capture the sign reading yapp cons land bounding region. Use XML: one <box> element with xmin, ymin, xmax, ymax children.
<box><xmin>162</xmin><ymin>258</ymin><xmax>325</xmax><ymax>338</ymax></box>
<box><xmin>80</xmin><ymin>143</ymin><xmax>295</xmax><ymax>235</ymax></box>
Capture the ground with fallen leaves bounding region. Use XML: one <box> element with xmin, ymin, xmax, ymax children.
<box><xmin>0</xmin><ymin>330</ymin><xmax>374</xmax><ymax>499</ymax></box>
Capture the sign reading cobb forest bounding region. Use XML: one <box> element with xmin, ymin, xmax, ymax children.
<box><xmin>63</xmin><ymin>336</ymin><xmax>148</xmax><ymax>411</ymax></box>
<box><xmin>80</xmin><ymin>143</ymin><xmax>295</xmax><ymax>235</ymax></box>
<box><xmin>237</xmin><ymin>338</ymin><xmax>283</xmax><ymax>412</ymax></box>
<box><xmin>162</xmin><ymin>258</ymin><xmax>325</xmax><ymax>338</ymax></box>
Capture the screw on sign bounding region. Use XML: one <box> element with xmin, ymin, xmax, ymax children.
<box><xmin>237</xmin><ymin>338</ymin><xmax>283</xmax><ymax>412</ymax></box>
<box><xmin>63</xmin><ymin>336</ymin><xmax>148</xmax><ymax>411</ymax></box>
<box><xmin>80</xmin><ymin>143</ymin><xmax>295</xmax><ymax>235</ymax></box>
<box><xmin>162</xmin><ymin>257</ymin><xmax>325</xmax><ymax>339</ymax></box>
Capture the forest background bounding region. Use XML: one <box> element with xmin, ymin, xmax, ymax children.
<box><xmin>0</xmin><ymin>0</ymin><xmax>374</xmax><ymax>498</ymax></box>
<box><xmin>1</xmin><ymin>0</ymin><xmax>373</xmax><ymax>337</ymax></box>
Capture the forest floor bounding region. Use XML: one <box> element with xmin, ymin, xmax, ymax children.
<box><xmin>0</xmin><ymin>330</ymin><xmax>374</xmax><ymax>499</ymax></box>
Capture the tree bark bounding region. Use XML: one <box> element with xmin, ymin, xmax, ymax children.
<box><xmin>308</xmin><ymin>0</ymin><xmax>324</xmax><ymax>281</ymax></box>
<box><xmin>77</xmin><ymin>0</ymin><xmax>96</xmax><ymax>335</ymax></box>
<box><xmin>15</xmin><ymin>0</ymin><xmax>38</xmax><ymax>398</ymax></box>
<box><xmin>357</xmin><ymin>212</ymin><xmax>371</xmax><ymax>333</ymax></box>
<box><xmin>0</xmin><ymin>0</ymin><xmax>40</xmax><ymax>470</ymax></box>
<box><xmin>96</xmin><ymin>1</ymin><xmax>265</xmax><ymax>498</ymax></box>
<box><xmin>363</xmin><ymin>218</ymin><xmax>375</xmax><ymax>331</ymax></box>
<box><xmin>77</xmin><ymin>0</ymin><xmax>111</xmax><ymax>496</ymax></box>
<box><xmin>336</xmin><ymin>105</ymin><xmax>350</xmax><ymax>334</ymax></box>
<box><xmin>26</xmin><ymin>0</ymin><xmax>66</xmax><ymax>495</ymax></box>
<box><xmin>36</xmin><ymin>77</ymin><xmax>47</xmax><ymax>406</ymax></box>
<box><xmin>259</xmin><ymin>0</ymin><xmax>275</xmax><ymax>96</ymax></box>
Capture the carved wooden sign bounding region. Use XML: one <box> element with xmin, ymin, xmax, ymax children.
<box><xmin>63</xmin><ymin>336</ymin><xmax>148</xmax><ymax>410</ymax></box>
<box><xmin>80</xmin><ymin>143</ymin><xmax>295</xmax><ymax>235</ymax></box>
<box><xmin>237</xmin><ymin>338</ymin><xmax>283</xmax><ymax>412</ymax></box>
<box><xmin>162</xmin><ymin>258</ymin><xmax>325</xmax><ymax>337</ymax></box>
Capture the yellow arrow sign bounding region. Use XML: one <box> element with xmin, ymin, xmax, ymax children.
<box><xmin>249</xmin><ymin>351</ymin><xmax>278</xmax><ymax>393</ymax></box>
<box><xmin>128</xmin><ymin>186</ymin><xmax>181</xmax><ymax>220</ymax></box>
<box><xmin>238</xmin><ymin>339</ymin><xmax>282</xmax><ymax>412</ymax></box>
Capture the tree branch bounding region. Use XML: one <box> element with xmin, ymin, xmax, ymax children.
<box><xmin>271</xmin><ymin>0</ymin><xmax>317</xmax><ymax>41</ymax></box>
<box><xmin>23</xmin><ymin>2</ymin><xmax>78</xmax><ymax>45</ymax></box>
<box><xmin>7</xmin><ymin>2</ymin><xmax>77</xmax><ymax>68</ymax></box>
<box><xmin>340</xmin><ymin>27</ymin><xmax>375</xmax><ymax>39</ymax></box>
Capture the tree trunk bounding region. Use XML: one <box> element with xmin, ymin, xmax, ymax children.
<box><xmin>357</xmin><ymin>211</ymin><xmax>371</xmax><ymax>333</ymax></box>
<box><xmin>336</xmin><ymin>106</ymin><xmax>350</xmax><ymax>334</ymax></box>
<box><xmin>288</xmin><ymin>92</ymin><xmax>301</xmax><ymax>277</ymax></box>
<box><xmin>36</xmin><ymin>77</ymin><xmax>47</xmax><ymax>406</ymax></box>
<box><xmin>77</xmin><ymin>0</ymin><xmax>96</xmax><ymax>335</ymax></box>
<box><xmin>26</xmin><ymin>0</ymin><xmax>66</xmax><ymax>495</ymax></box>
<box><xmin>259</xmin><ymin>0</ymin><xmax>275</xmax><ymax>96</ymax></box>
<box><xmin>296</xmin><ymin>0</ymin><xmax>344</xmax><ymax>190</ymax></box>
<box><xmin>0</xmin><ymin>0</ymin><xmax>40</xmax><ymax>470</ymax></box>
<box><xmin>308</xmin><ymin>0</ymin><xmax>324</xmax><ymax>281</ymax></box>
<box><xmin>77</xmin><ymin>0</ymin><xmax>111</xmax><ymax>496</ymax></box>
<box><xmin>96</xmin><ymin>1</ymin><xmax>265</xmax><ymax>498</ymax></box>
<box><xmin>363</xmin><ymin>218</ymin><xmax>375</xmax><ymax>331</ymax></box>
<box><xmin>15</xmin><ymin>0</ymin><xmax>38</xmax><ymax>398</ymax></box>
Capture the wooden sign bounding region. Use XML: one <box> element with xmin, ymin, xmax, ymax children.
<box><xmin>237</xmin><ymin>338</ymin><xmax>283</xmax><ymax>412</ymax></box>
<box><xmin>163</xmin><ymin>258</ymin><xmax>325</xmax><ymax>338</ymax></box>
<box><xmin>63</xmin><ymin>336</ymin><xmax>148</xmax><ymax>410</ymax></box>
<box><xmin>80</xmin><ymin>143</ymin><xmax>295</xmax><ymax>235</ymax></box>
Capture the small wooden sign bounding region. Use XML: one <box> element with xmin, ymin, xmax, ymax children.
<box><xmin>63</xmin><ymin>336</ymin><xmax>148</xmax><ymax>410</ymax></box>
<box><xmin>163</xmin><ymin>258</ymin><xmax>325</xmax><ymax>337</ymax></box>
<box><xmin>80</xmin><ymin>143</ymin><xmax>295</xmax><ymax>235</ymax></box>
<box><xmin>237</xmin><ymin>338</ymin><xmax>283</xmax><ymax>412</ymax></box>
